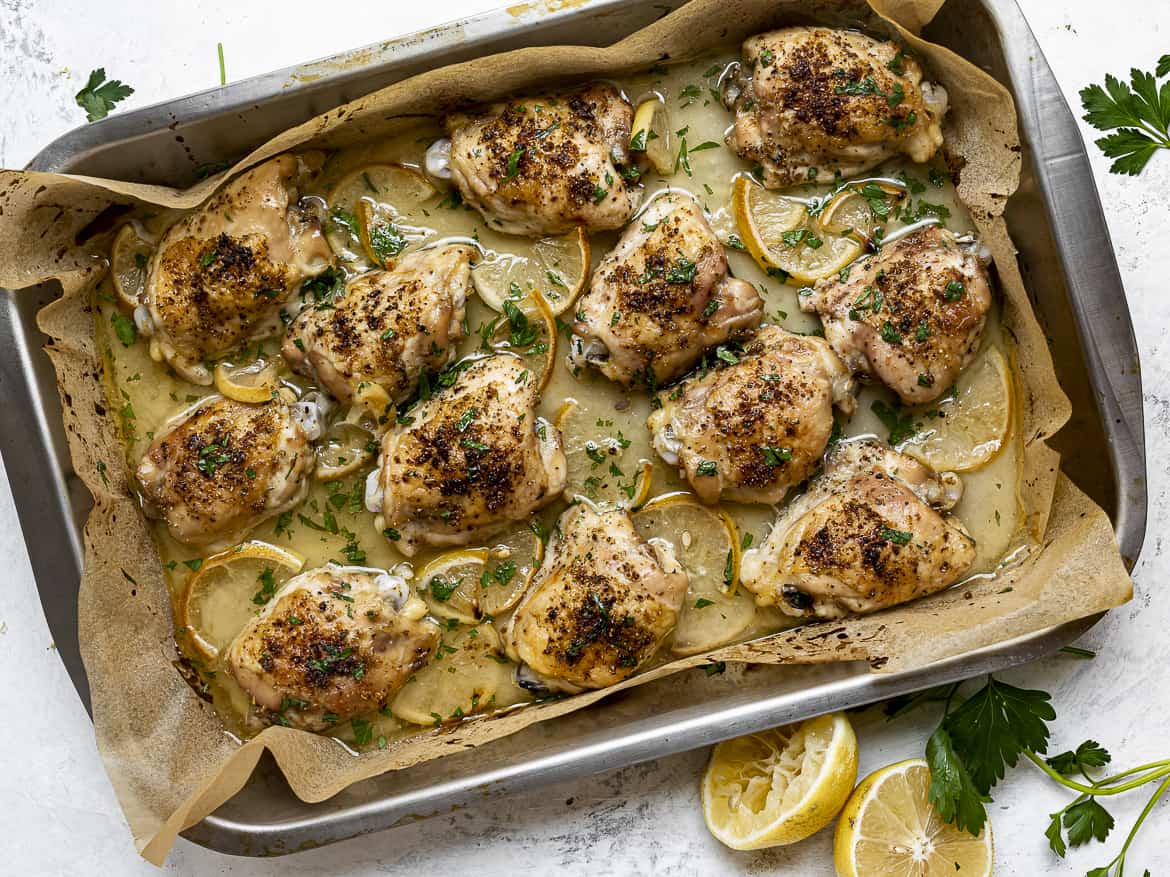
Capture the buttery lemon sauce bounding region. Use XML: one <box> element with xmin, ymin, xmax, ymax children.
<box><xmin>95</xmin><ymin>50</ymin><xmax>1024</xmax><ymax>747</ymax></box>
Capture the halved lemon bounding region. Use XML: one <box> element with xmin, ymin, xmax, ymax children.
<box><xmin>109</xmin><ymin>222</ymin><xmax>153</xmax><ymax>309</ymax></box>
<box><xmin>834</xmin><ymin>758</ymin><xmax>993</xmax><ymax>877</ymax></box>
<box><xmin>631</xmin><ymin>96</ymin><xmax>673</xmax><ymax>175</ymax></box>
<box><xmin>391</xmin><ymin>622</ymin><xmax>519</xmax><ymax>725</ymax></box>
<box><xmin>733</xmin><ymin>176</ymin><xmax>863</xmax><ymax>283</ymax></box>
<box><xmin>179</xmin><ymin>541</ymin><xmax>306</xmax><ymax>663</ymax></box>
<box><xmin>213</xmin><ymin>359</ymin><xmax>279</xmax><ymax>404</ymax></box>
<box><xmin>703</xmin><ymin>712</ymin><xmax>859</xmax><ymax>850</ymax></box>
<box><xmin>555</xmin><ymin>398</ymin><xmax>653</xmax><ymax>509</ymax></box>
<box><xmin>487</xmin><ymin>288</ymin><xmax>558</xmax><ymax>392</ymax></box>
<box><xmin>315</xmin><ymin>416</ymin><xmax>379</xmax><ymax>482</ymax></box>
<box><xmin>899</xmin><ymin>346</ymin><xmax>1013</xmax><ymax>472</ymax></box>
<box><xmin>471</xmin><ymin>227</ymin><xmax>590</xmax><ymax>316</ymax></box>
<box><xmin>326</xmin><ymin>163</ymin><xmax>437</xmax><ymax>264</ymax></box>
<box><xmin>633</xmin><ymin>493</ymin><xmax>754</xmax><ymax>655</ymax></box>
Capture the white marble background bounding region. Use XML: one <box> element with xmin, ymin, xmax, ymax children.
<box><xmin>0</xmin><ymin>1</ymin><xmax>1167</xmax><ymax>874</ymax></box>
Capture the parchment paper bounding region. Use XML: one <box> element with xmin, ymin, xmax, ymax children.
<box><xmin>0</xmin><ymin>0</ymin><xmax>1132</xmax><ymax>864</ymax></box>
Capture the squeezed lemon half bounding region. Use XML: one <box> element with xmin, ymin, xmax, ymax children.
<box><xmin>703</xmin><ymin>712</ymin><xmax>859</xmax><ymax>850</ymax></box>
<box><xmin>834</xmin><ymin>758</ymin><xmax>993</xmax><ymax>877</ymax></box>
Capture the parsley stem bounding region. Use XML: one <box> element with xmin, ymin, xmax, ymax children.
<box><xmin>1113</xmin><ymin>772</ymin><xmax>1170</xmax><ymax>875</ymax></box>
<box><xmin>1025</xmin><ymin>751</ymin><xmax>1170</xmax><ymax>795</ymax></box>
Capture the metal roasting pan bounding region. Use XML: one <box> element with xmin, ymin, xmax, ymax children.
<box><xmin>0</xmin><ymin>0</ymin><xmax>1146</xmax><ymax>856</ymax></box>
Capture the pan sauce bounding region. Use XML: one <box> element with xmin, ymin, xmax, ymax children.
<box><xmin>95</xmin><ymin>48</ymin><xmax>1023</xmax><ymax>747</ymax></box>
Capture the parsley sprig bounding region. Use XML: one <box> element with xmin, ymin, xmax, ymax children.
<box><xmin>75</xmin><ymin>68</ymin><xmax>134</xmax><ymax>122</ymax></box>
<box><xmin>1080</xmin><ymin>55</ymin><xmax>1170</xmax><ymax>175</ymax></box>
<box><xmin>899</xmin><ymin>674</ymin><xmax>1170</xmax><ymax>875</ymax></box>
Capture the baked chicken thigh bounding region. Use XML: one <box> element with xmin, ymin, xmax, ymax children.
<box><xmin>136</xmin><ymin>394</ymin><xmax>314</xmax><ymax>548</ymax></box>
<box><xmin>722</xmin><ymin>27</ymin><xmax>948</xmax><ymax>188</ymax></box>
<box><xmin>283</xmin><ymin>244</ymin><xmax>473</xmax><ymax>410</ymax></box>
<box><xmin>367</xmin><ymin>354</ymin><xmax>566</xmax><ymax>556</ymax></box>
<box><xmin>800</xmin><ymin>225</ymin><xmax>992</xmax><ymax>405</ymax></box>
<box><xmin>143</xmin><ymin>154</ymin><xmax>333</xmax><ymax>384</ymax></box>
<box><xmin>647</xmin><ymin>325</ymin><xmax>855</xmax><ymax>505</ymax></box>
<box><xmin>430</xmin><ymin>84</ymin><xmax>638</xmax><ymax>236</ymax></box>
<box><xmin>506</xmin><ymin>504</ymin><xmax>688</xmax><ymax>691</ymax></box>
<box><xmin>227</xmin><ymin>566</ymin><xmax>439</xmax><ymax>731</ymax></box>
<box><xmin>568</xmin><ymin>194</ymin><xmax>763</xmax><ymax>388</ymax></box>
<box><xmin>739</xmin><ymin>440</ymin><xmax>974</xmax><ymax>619</ymax></box>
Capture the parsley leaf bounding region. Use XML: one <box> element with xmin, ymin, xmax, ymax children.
<box><xmin>926</xmin><ymin>725</ymin><xmax>989</xmax><ymax>836</ymax></box>
<box><xmin>1063</xmin><ymin>799</ymin><xmax>1115</xmax><ymax>848</ymax></box>
<box><xmin>1047</xmin><ymin>740</ymin><xmax>1112</xmax><ymax>776</ymax></box>
<box><xmin>75</xmin><ymin>68</ymin><xmax>134</xmax><ymax>122</ymax></box>
<box><xmin>943</xmin><ymin>678</ymin><xmax>1055</xmax><ymax>796</ymax></box>
<box><xmin>1080</xmin><ymin>61</ymin><xmax>1170</xmax><ymax>175</ymax></box>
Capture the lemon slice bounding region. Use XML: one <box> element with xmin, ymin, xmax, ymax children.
<box><xmin>480</xmin><ymin>527</ymin><xmax>544</xmax><ymax>617</ymax></box>
<box><xmin>418</xmin><ymin>548</ymin><xmax>490</xmax><ymax>624</ymax></box>
<box><xmin>631</xmin><ymin>97</ymin><xmax>673</xmax><ymax>175</ymax></box>
<box><xmin>817</xmin><ymin>182</ymin><xmax>907</xmax><ymax>245</ymax></box>
<box><xmin>315</xmin><ymin>418</ymin><xmax>378</xmax><ymax>482</ymax></box>
<box><xmin>733</xmin><ymin>176</ymin><xmax>863</xmax><ymax>283</ymax></box>
<box><xmin>391</xmin><ymin>622</ymin><xmax>520</xmax><ymax>725</ymax></box>
<box><xmin>633</xmin><ymin>494</ymin><xmax>754</xmax><ymax>655</ymax></box>
<box><xmin>109</xmin><ymin>222</ymin><xmax>153</xmax><ymax>309</ymax></box>
<box><xmin>555</xmin><ymin>398</ymin><xmax>653</xmax><ymax>509</ymax></box>
<box><xmin>213</xmin><ymin>359</ymin><xmax>279</xmax><ymax>404</ymax></box>
<box><xmin>326</xmin><ymin>163</ymin><xmax>437</xmax><ymax>264</ymax></box>
<box><xmin>471</xmin><ymin>228</ymin><xmax>590</xmax><ymax>316</ymax></box>
<box><xmin>179</xmin><ymin>541</ymin><xmax>306</xmax><ymax>663</ymax></box>
<box><xmin>899</xmin><ymin>346</ymin><xmax>1013</xmax><ymax>472</ymax></box>
<box><xmin>703</xmin><ymin>712</ymin><xmax>859</xmax><ymax>850</ymax></box>
<box><xmin>834</xmin><ymin>758</ymin><xmax>994</xmax><ymax>877</ymax></box>
<box><xmin>487</xmin><ymin>289</ymin><xmax>558</xmax><ymax>392</ymax></box>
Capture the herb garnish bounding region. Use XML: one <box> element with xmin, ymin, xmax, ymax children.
<box><xmin>75</xmin><ymin>68</ymin><xmax>134</xmax><ymax>121</ymax></box>
<box><xmin>1080</xmin><ymin>55</ymin><xmax>1170</xmax><ymax>175</ymax></box>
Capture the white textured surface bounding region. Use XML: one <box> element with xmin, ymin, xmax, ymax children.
<box><xmin>0</xmin><ymin>1</ymin><xmax>1167</xmax><ymax>874</ymax></box>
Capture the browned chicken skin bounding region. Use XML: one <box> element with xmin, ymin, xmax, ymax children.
<box><xmin>647</xmin><ymin>325</ymin><xmax>855</xmax><ymax>505</ymax></box>
<box><xmin>283</xmin><ymin>244</ymin><xmax>473</xmax><ymax>408</ymax></box>
<box><xmin>136</xmin><ymin>394</ymin><xmax>314</xmax><ymax>549</ymax></box>
<box><xmin>739</xmin><ymin>440</ymin><xmax>974</xmax><ymax>619</ymax></box>
<box><xmin>368</xmin><ymin>354</ymin><xmax>566</xmax><ymax>556</ymax></box>
<box><xmin>434</xmin><ymin>84</ymin><xmax>639</xmax><ymax>236</ymax></box>
<box><xmin>227</xmin><ymin>566</ymin><xmax>439</xmax><ymax>731</ymax></box>
<box><xmin>569</xmin><ymin>193</ymin><xmax>763</xmax><ymax>388</ymax></box>
<box><xmin>801</xmin><ymin>225</ymin><xmax>992</xmax><ymax>404</ymax></box>
<box><xmin>722</xmin><ymin>27</ymin><xmax>948</xmax><ymax>189</ymax></box>
<box><xmin>506</xmin><ymin>504</ymin><xmax>688</xmax><ymax>691</ymax></box>
<box><xmin>143</xmin><ymin>154</ymin><xmax>333</xmax><ymax>384</ymax></box>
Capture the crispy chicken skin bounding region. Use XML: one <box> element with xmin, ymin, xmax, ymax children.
<box><xmin>436</xmin><ymin>83</ymin><xmax>638</xmax><ymax>236</ymax></box>
<box><xmin>136</xmin><ymin>395</ymin><xmax>314</xmax><ymax>549</ymax></box>
<box><xmin>722</xmin><ymin>27</ymin><xmax>948</xmax><ymax>189</ymax></box>
<box><xmin>506</xmin><ymin>504</ymin><xmax>688</xmax><ymax>691</ymax></box>
<box><xmin>227</xmin><ymin>566</ymin><xmax>439</xmax><ymax>731</ymax></box>
<box><xmin>647</xmin><ymin>325</ymin><xmax>855</xmax><ymax>505</ymax></box>
<box><xmin>283</xmin><ymin>245</ymin><xmax>473</xmax><ymax>407</ymax></box>
<box><xmin>568</xmin><ymin>193</ymin><xmax>763</xmax><ymax>388</ymax></box>
<box><xmin>368</xmin><ymin>355</ymin><xmax>566</xmax><ymax>556</ymax></box>
<box><xmin>800</xmin><ymin>225</ymin><xmax>992</xmax><ymax>405</ymax></box>
<box><xmin>740</xmin><ymin>440</ymin><xmax>974</xmax><ymax>620</ymax></box>
<box><xmin>144</xmin><ymin>154</ymin><xmax>333</xmax><ymax>385</ymax></box>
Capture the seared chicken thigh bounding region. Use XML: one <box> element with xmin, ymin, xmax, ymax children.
<box><xmin>647</xmin><ymin>326</ymin><xmax>855</xmax><ymax>504</ymax></box>
<box><xmin>801</xmin><ymin>226</ymin><xmax>992</xmax><ymax>404</ymax></box>
<box><xmin>569</xmin><ymin>194</ymin><xmax>763</xmax><ymax>388</ymax></box>
<box><xmin>506</xmin><ymin>504</ymin><xmax>688</xmax><ymax>691</ymax></box>
<box><xmin>144</xmin><ymin>154</ymin><xmax>333</xmax><ymax>384</ymax></box>
<box><xmin>722</xmin><ymin>27</ymin><xmax>948</xmax><ymax>188</ymax></box>
<box><xmin>432</xmin><ymin>84</ymin><xmax>638</xmax><ymax>236</ymax></box>
<box><xmin>227</xmin><ymin>566</ymin><xmax>439</xmax><ymax>731</ymax></box>
<box><xmin>136</xmin><ymin>395</ymin><xmax>314</xmax><ymax>549</ymax></box>
<box><xmin>368</xmin><ymin>355</ymin><xmax>566</xmax><ymax>556</ymax></box>
<box><xmin>740</xmin><ymin>440</ymin><xmax>974</xmax><ymax>619</ymax></box>
<box><xmin>283</xmin><ymin>245</ymin><xmax>473</xmax><ymax>410</ymax></box>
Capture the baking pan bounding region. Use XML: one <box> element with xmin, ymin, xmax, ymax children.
<box><xmin>0</xmin><ymin>0</ymin><xmax>1146</xmax><ymax>856</ymax></box>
